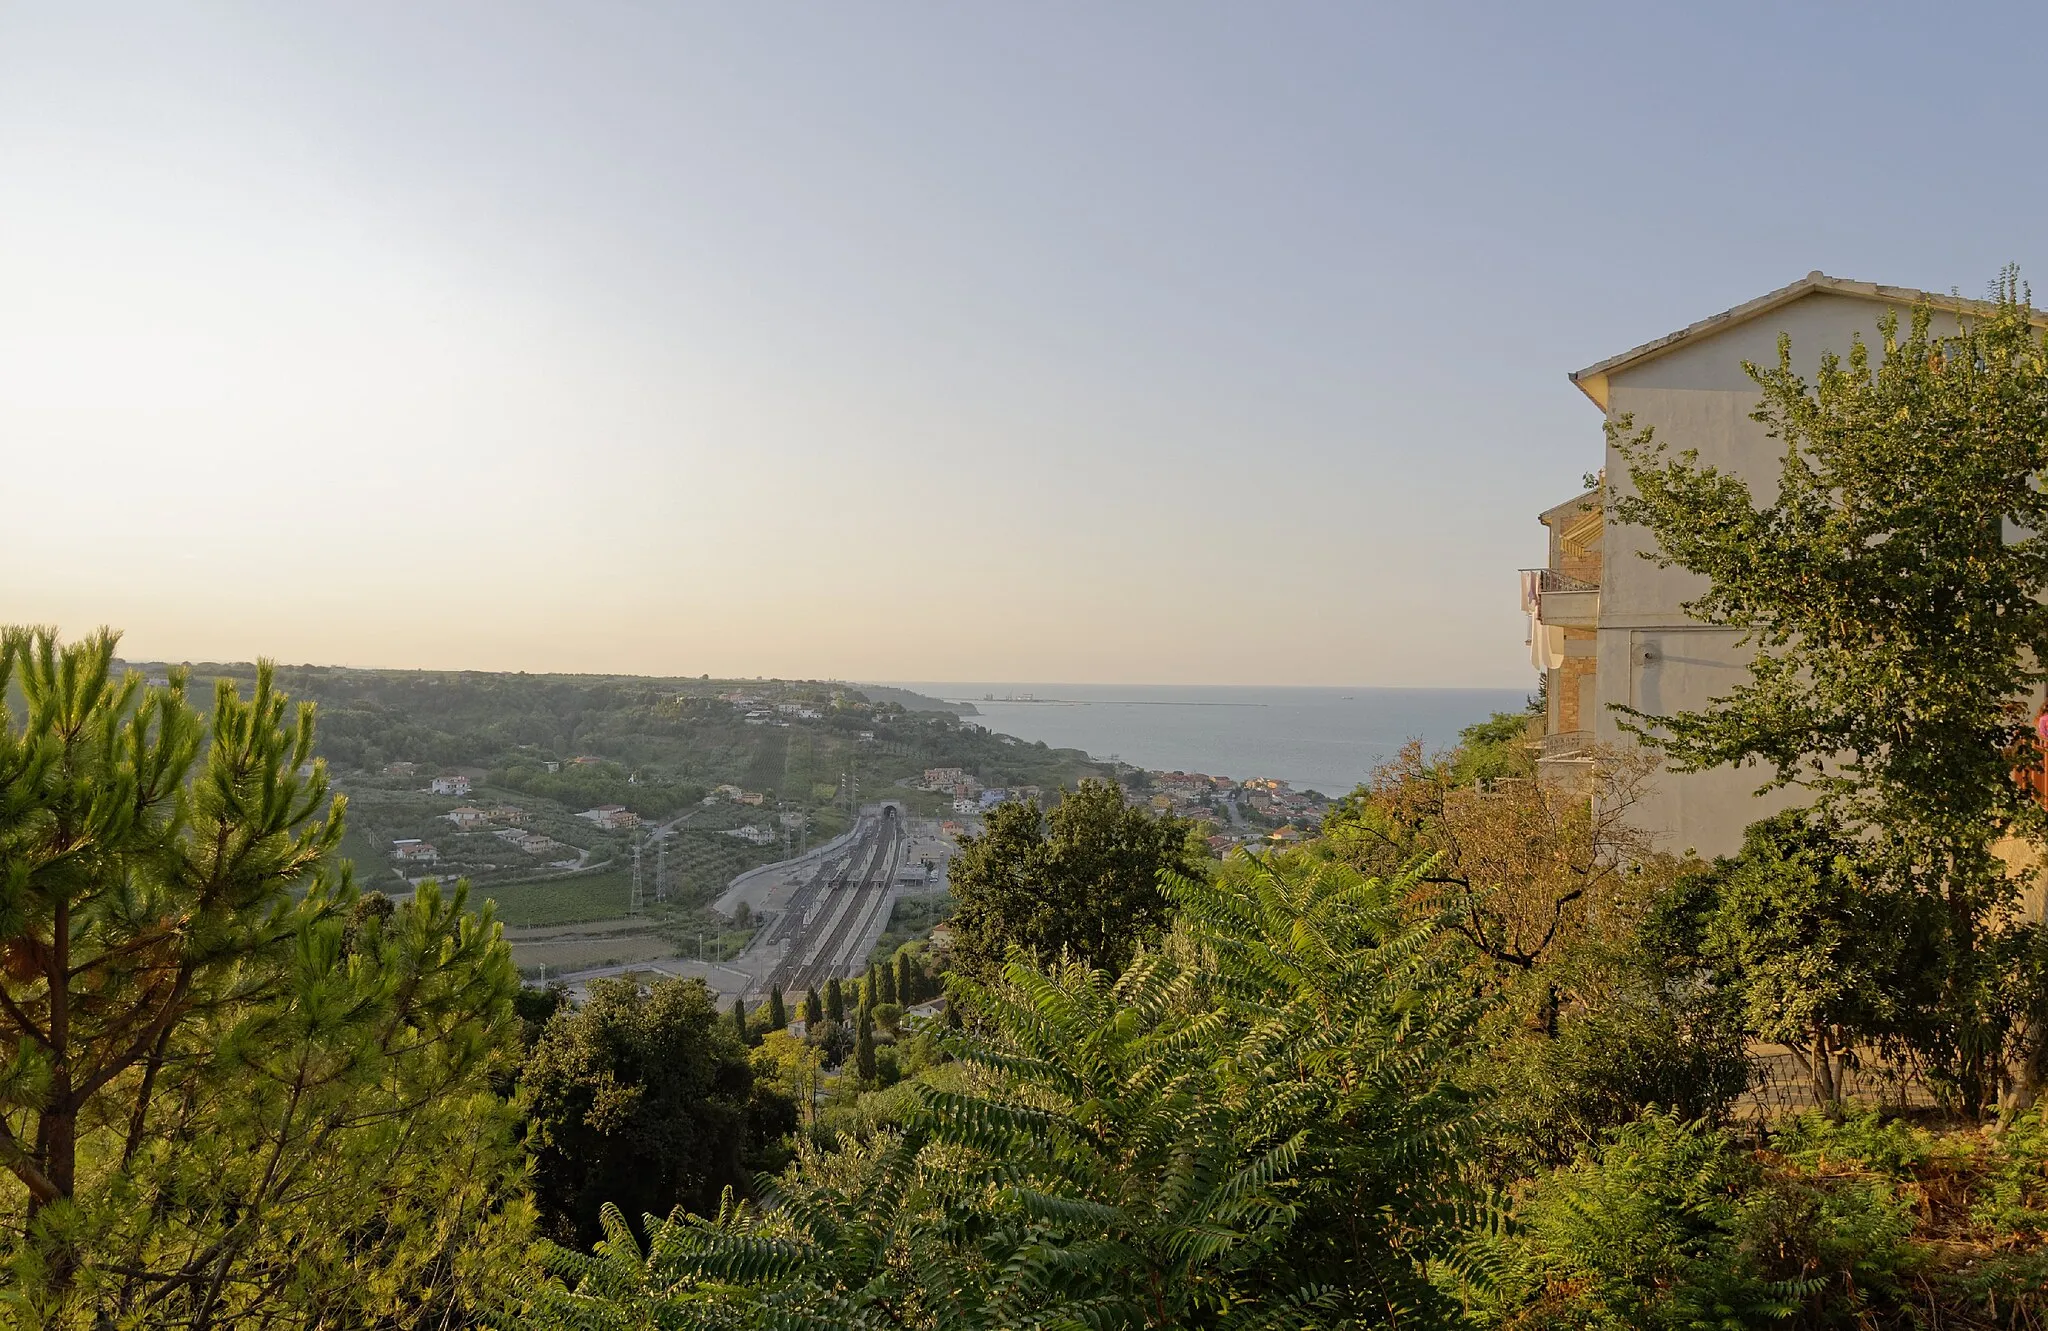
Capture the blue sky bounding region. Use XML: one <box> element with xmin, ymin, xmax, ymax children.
<box><xmin>2</xmin><ymin>3</ymin><xmax>2040</xmax><ymax>684</ymax></box>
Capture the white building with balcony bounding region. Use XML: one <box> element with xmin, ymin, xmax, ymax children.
<box><xmin>1533</xmin><ymin>271</ymin><xmax>2026</xmax><ymax>858</ymax></box>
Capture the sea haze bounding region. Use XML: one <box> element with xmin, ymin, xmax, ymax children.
<box><xmin>881</xmin><ymin>684</ymin><xmax>1531</xmax><ymax>798</ymax></box>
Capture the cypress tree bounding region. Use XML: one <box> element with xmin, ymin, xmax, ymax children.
<box><xmin>879</xmin><ymin>957</ymin><xmax>898</xmax><ymax>1006</ymax></box>
<box><xmin>864</xmin><ymin>961</ymin><xmax>879</xmax><ymax>1010</ymax></box>
<box><xmin>803</xmin><ymin>987</ymin><xmax>822</xmax><ymax>1026</ymax></box>
<box><xmin>767</xmin><ymin>985</ymin><xmax>787</xmax><ymax>1032</ymax></box>
<box><xmin>896</xmin><ymin>951</ymin><xmax>916</xmax><ymax>1004</ymax></box>
<box><xmin>825</xmin><ymin>977</ymin><xmax>844</xmax><ymax>1024</ymax></box>
<box><xmin>731</xmin><ymin>996</ymin><xmax>748</xmax><ymax>1044</ymax></box>
<box><xmin>854</xmin><ymin>1007</ymin><xmax>876</xmax><ymax>1083</ymax></box>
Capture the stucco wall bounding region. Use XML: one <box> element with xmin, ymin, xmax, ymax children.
<box><xmin>1591</xmin><ymin>291</ymin><xmax>1966</xmax><ymax>859</ymax></box>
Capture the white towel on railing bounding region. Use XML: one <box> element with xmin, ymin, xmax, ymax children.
<box><xmin>1522</xmin><ymin>571</ymin><xmax>1564</xmax><ymax>670</ymax></box>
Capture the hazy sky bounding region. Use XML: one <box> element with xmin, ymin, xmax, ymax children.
<box><xmin>5</xmin><ymin>4</ymin><xmax>2044</xmax><ymax>685</ymax></box>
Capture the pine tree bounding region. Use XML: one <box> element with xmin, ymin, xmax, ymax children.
<box><xmin>768</xmin><ymin>985</ymin><xmax>787</xmax><ymax>1032</ymax></box>
<box><xmin>878</xmin><ymin>957</ymin><xmax>898</xmax><ymax>1006</ymax></box>
<box><xmin>803</xmin><ymin>987</ymin><xmax>822</xmax><ymax>1025</ymax></box>
<box><xmin>0</xmin><ymin>629</ymin><xmax>525</xmax><ymax>1321</ymax></box>
<box><xmin>853</xmin><ymin>1007</ymin><xmax>876</xmax><ymax>1083</ymax></box>
<box><xmin>825</xmin><ymin>977</ymin><xmax>845</xmax><ymax>1024</ymax></box>
<box><xmin>731</xmin><ymin>996</ymin><xmax>748</xmax><ymax>1045</ymax></box>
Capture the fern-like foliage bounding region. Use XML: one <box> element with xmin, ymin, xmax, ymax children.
<box><xmin>511</xmin><ymin>852</ymin><xmax>1491</xmax><ymax>1330</ymax></box>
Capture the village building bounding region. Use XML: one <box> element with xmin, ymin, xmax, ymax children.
<box><xmin>391</xmin><ymin>839</ymin><xmax>438</xmax><ymax>864</ymax></box>
<box><xmin>444</xmin><ymin>806</ymin><xmax>489</xmax><ymax>830</ymax></box>
<box><xmin>429</xmin><ymin>774</ymin><xmax>470</xmax><ymax>796</ymax></box>
<box><xmin>577</xmin><ymin>804</ymin><xmax>638</xmax><ymax>831</ymax></box>
<box><xmin>1530</xmin><ymin>271</ymin><xmax>2048</xmax><ymax>858</ymax></box>
<box><xmin>901</xmin><ymin>999</ymin><xmax>947</xmax><ymax>1029</ymax></box>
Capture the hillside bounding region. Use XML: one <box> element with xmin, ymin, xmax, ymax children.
<box><xmin>109</xmin><ymin>661</ymin><xmax>1100</xmax><ymax>937</ymax></box>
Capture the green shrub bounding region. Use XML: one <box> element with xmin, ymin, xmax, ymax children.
<box><xmin>1475</xmin><ymin>946</ymin><xmax>1754</xmax><ymax>1177</ymax></box>
<box><xmin>1462</xmin><ymin>1106</ymin><xmax>2048</xmax><ymax>1330</ymax></box>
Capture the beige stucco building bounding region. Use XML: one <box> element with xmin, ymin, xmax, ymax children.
<box><xmin>1529</xmin><ymin>271</ymin><xmax>2006</xmax><ymax>859</ymax></box>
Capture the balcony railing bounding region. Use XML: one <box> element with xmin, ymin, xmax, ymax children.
<box><xmin>1520</xmin><ymin>568</ymin><xmax>1599</xmax><ymax>594</ymax></box>
<box><xmin>1538</xmin><ymin>730</ymin><xmax>1593</xmax><ymax>760</ymax></box>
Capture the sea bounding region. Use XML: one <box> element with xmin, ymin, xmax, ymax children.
<box><xmin>881</xmin><ymin>684</ymin><xmax>1529</xmax><ymax>798</ymax></box>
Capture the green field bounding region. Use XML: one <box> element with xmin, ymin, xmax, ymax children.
<box><xmin>477</xmin><ymin>870</ymin><xmax>636</xmax><ymax>927</ymax></box>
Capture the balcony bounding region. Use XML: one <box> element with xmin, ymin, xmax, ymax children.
<box><xmin>1535</xmin><ymin>729</ymin><xmax>1595</xmax><ymax>788</ymax></box>
<box><xmin>1521</xmin><ymin>568</ymin><xmax>1601</xmax><ymax>630</ymax></box>
<box><xmin>1523</xmin><ymin>568</ymin><xmax>1598</xmax><ymax>594</ymax></box>
<box><xmin>1538</xmin><ymin>730</ymin><xmax>1593</xmax><ymax>760</ymax></box>
<box><xmin>1542</xmin><ymin>587</ymin><xmax>1600</xmax><ymax>630</ymax></box>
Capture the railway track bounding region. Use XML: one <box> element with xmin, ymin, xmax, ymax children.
<box><xmin>764</xmin><ymin>809</ymin><xmax>905</xmax><ymax>995</ymax></box>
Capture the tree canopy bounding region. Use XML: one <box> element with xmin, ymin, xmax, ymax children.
<box><xmin>947</xmin><ymin>779</ymin><xmax>1203</xmax><ymax>976</ymax></box>
<box><xmin>522</xmin><ymin>974</ymin><xmax>787</xmax><ymax>1248</ymax></box>
<box><xmin>1611</xmin><ymin>274</ymin><xmax>2048</xmax><ymax>1110</ymax></box>
<box><xmin>0</xmin><ymin>628</ymin><xmax>526</xmax><ymax>1327</ymax></box>
<box><xmin>516</xmin><ymin>851</ymin><xmax>1493</xmax><ymax>1329</ymax></box>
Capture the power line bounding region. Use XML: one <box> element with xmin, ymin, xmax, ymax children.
<box><xmin>630</xmin><ymin>831</ymin><xmax>643</xmax><ymax>915</ymax></box>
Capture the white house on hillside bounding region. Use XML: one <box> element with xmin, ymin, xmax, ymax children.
<box><xmin>578</xmin><ymin>805</ymin><xmax>638</xmax><ymax>831</ymax></box>
<box><xmin>1530</xmin><ymin>272</ymin><xmax>2041</xmax><ymax>859</ymax></box>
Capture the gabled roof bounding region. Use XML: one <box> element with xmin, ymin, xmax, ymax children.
<box><xmin>1568</xmin><ymin>271</ymin><xmax>2048</xmax><ymax>411</ymax></box>
<box><xmin>1538</xmin><ymin>488</ymin><xmax>1599</xmax><ymax>527</ymax></box>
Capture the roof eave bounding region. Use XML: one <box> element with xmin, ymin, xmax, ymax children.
<box><xmin>1568</xmin><ymin>271</ymin><xmax>2048</xmax><ymax>414</ymax></box>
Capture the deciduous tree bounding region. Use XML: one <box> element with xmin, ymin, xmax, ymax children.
<box><xmin>1324</xmin><ymin>740</ymin><xmax>1661</xmax><ymax>985</ymax></box>
<box><xmin>1660</xmin><ymin>813</ymin><xmax>1929</xmax><ymax>1108</ymax></box>
<box><xmin>514</xmin><ymin>852</ymin><xmax>1493</xmax><ymax>1328</ymax></box>
<box><xmin>522</xmin><ymin>975</ymin><xmax>771</xmax><ymax>1248</ymax></box>
<box><xmin>948</xmin><ymin>779</ymin><xmax>1202</xmax><ymax>977</ymax></box>
<box><xmin>1611</xmin><ymin>274</ymin><xmax>2048</xmax><ymax>1110</ymax></box>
